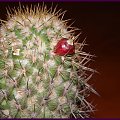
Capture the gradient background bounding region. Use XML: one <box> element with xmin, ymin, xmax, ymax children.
<box><xmin>0</xmin><ymin>2</ymin><xmax>120</xmax><ymax>118</ymax></box>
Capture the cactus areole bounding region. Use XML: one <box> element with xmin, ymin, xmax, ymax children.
<box><xmin>0</xmin><ymin>4</ymin><xmax>96</xmax><ymax>118</ymax></box>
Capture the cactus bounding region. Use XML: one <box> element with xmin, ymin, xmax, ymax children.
<box><xmin>0</xmin><ymin>4</ymin><xmax>97</xmax><ymax>118</ymax></box>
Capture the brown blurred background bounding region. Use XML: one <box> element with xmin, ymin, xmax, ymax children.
<box><xmin>0</xmin><ymin>2</ymin><xmax>120</xmax><ymax>118</ymax></box>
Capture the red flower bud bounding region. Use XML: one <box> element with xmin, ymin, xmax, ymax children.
<box><xmin>54</xmin><ymin>38</ymin><xmax>75</xmax><ymax>56</ymax></box>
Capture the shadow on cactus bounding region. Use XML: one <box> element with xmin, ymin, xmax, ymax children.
<box><xmin>0</xmin><ymin>3</ymin><xmax>98</xmax><ymax>118</ymax></box>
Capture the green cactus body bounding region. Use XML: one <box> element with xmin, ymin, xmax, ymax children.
<box><xmin>0</xmin><ymin>4</ymin><xmax>96</xmax><ymax>118</ymax></box>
